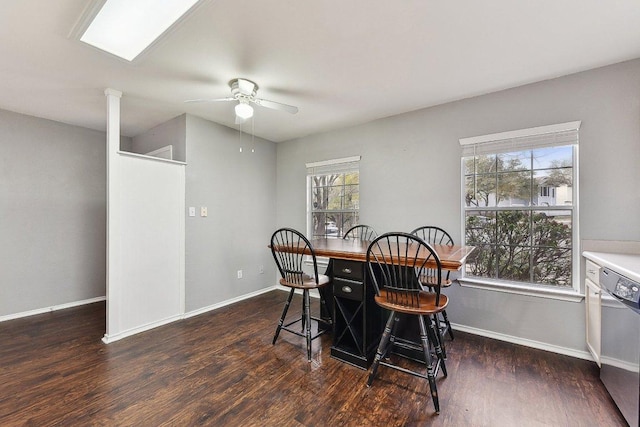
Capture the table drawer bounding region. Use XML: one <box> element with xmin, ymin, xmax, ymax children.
<box><xmin>586</xmin><ymin>260</ymin><xmax>601</xmax><ymax>285</ymax></box>
<box><xmin>334</xmin><ymin>278</ymin><xmax>363</xmax><ymax>301</ymax></box>
<box><xmin>333</xmin><ymin>259</ymin><xmax>364</xmax><ymax>281</ymax></box>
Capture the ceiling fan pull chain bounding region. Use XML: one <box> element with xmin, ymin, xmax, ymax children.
<box><xmin>251</xmin><ymin>117</ymin><xmax>255</xmax><ymax>153</ymax></box>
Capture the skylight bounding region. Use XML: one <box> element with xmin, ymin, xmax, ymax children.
<box><xmin>80</xmin><ymin>0</ymin><xmax>200</xmax><ymax>61</ymax></box>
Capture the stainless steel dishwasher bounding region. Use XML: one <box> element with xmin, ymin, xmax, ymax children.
<box><xmin>600</xmin><ymin>267</ymin><xmax>640</xmax><ymax>427</ymax></box>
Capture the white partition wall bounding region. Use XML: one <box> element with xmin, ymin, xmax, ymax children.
<box><xmin>104</xmin><ymin>89</ymin><xmax>185</xmax><ymax>343</ymax></box>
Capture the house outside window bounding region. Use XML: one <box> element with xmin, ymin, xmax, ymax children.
<box><xmin>306</xmin><ymin>156</ymin><xmax>360</xmax><ymax>239</ymax></box>
<box><xmin>459</xmin><ymin>122</ymin><xmax>580</xmax><ymax>295</ymax></box>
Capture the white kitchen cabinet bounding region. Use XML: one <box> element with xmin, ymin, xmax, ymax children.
<box><xmin>585</xmin><ymin>259</ymin><xmax>602</xmax><ymax>366</ymax></box>
<box><xmin>585</xmin><ymin>278</ymin><xmax>601</xmax><ymax>364</ymax></box>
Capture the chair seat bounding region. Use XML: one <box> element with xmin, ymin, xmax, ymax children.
<box><xmin>374</xmin><ymin>289</ymin><xmax>448</xmax><ymax>315</ymax></box>
<box><xmin>418</xmin><ymin>274</ymin><xmax>452</xmax><ymax>287</ymax></box>
<box><xmin>280</xmin><ymin>273</ymin><xmax>331</xmax><ymax>289</ymax></box>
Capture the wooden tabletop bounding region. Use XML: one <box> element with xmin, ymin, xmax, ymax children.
<box><xmin>273</xmin><ymin>237</ymin><xmax>475</xmax><ymax>271</ymax></box>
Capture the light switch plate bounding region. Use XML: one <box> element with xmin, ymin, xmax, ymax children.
<box><xmin>200</xmin><ymin>207</ymin><xmax>208</xmax><ymax>217</ymax></box>
<box><xmin>188</xmin><ymin>207</ymin><xmax>196</xmax><ymax>217</ymax></box>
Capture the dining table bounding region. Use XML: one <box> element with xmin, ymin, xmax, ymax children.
<box><xmin>270</xmin><ymin>236</ymin><xmax>476</xmax><ymax>368</ymax></box>
<box><xmin>307</xmin><ymin>237</ymin><xmax>475</xmax><ymax>270</ymax></box>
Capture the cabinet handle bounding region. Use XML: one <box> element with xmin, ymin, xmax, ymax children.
<box><xmin>341</xmin><ymin>285</ymin><xmax>352</xmax><ymax>293</ymax></box>
<box><xmin>588</xmin><ymin>269</ymin><xmax>596</xmax><ymax>274</ymax></box>
<box><xmin>342</xmin><ymin>268</ymin><xmax>352</xmax><ymax>274</ymax></box>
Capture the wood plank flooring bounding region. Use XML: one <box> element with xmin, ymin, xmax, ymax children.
<box><xmin>0</xmin><ymin>290</ymin><xmax>628</xmax><ymax>426</ymax></box>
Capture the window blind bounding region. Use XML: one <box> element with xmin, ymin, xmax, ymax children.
<box><xmin>306</xmin><ymin>155</ymin><xmax>361</xmax><ymax>175</ymax></box>
<box><xmin>459</xmin><ymin>121</ymin><xmax>580</xmax><ymax>156</ymax></box>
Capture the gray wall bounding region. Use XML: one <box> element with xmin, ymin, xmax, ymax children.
<box><xmin>130</xmin><ymin>114</ymin><xmax>186</xmax><ymax>162</ymax></box>
<box><xmin>276</xmin><ymin>58</ymin><xmax>640</xmax><ymax>353</ymax></box>
<box><xmin>0</xmin><ymin>108</ymin><xmax>277</xmax><ymax>318</ymax></box>
<box><xmin>0</xmin><ymin>109</ymin><xmax>106</xmax><ymax>316</ymax></box>
<box><xmin>3</xmin><ymin>56</ymin><xmax>639</xmax><ymax>354</ymax></box>
<box><xmin>184</xmin><ymin>115</ymin><xmax>277</xmax><ymax>312</ymax></box>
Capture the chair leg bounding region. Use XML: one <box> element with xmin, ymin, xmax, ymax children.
<box><xmin>367</xmin><ymin>311</ymin><xmax>397</xmax><ymax>387</ymax></box>
<box><xmin>442</xmin><ymin>310</ymin><xmax>454</xmax><ymax>340</ymax></box>
<box><xmin>433</xmin><ymin>315</ymin><xmax>447</xmax><ymax>359</ymax></box>
<box><xmin>319</xmin><ymin>289</ymin><xmax>332</xmax><ymax>328</ymax></box>
<box><xmin>419</xmin><ymin>315</ymin><xmax>440</xmax><ymax>414</ymax></box>
<box><xmin>301</xmin><ymin>297</ymin><xmax>306</xmax><ymax>332</ymax></box>
<box><xmin>304</xmin><ymin>290</ymin><xmax>312</xmax><ymax>362</ymax></box>
<box><xmin>426</xmin><ymin>315</ymin><xmax>447</xmax><ymax>378</ymax></box>
<box><xmin>273</xmin><ymin>288</ymin><xmax>295</xmax><ymax>345</ymax></box>
<box><xmin>387</xmin><ymin>314</ymin><xmax>401</xmax><ymax>357</ymax></box>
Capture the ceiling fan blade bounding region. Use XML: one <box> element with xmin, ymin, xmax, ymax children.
<box><xmin>236</xmin><ymin>78</ymin><xmax>256</xmax><ymax>96</ymax></box>
<box><xmin>184</xmin><ymin>97</ymin><xmax>235</xmax><ymax>103</ymax></box>
<box><xmin>253</xmin><ymin>98</ymin><xmax>299</xmax><ymax>114</ymax></box>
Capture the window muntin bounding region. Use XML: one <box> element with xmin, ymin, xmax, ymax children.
<box><xmin>307</xmin><ymin>157</ymin><xmax>360</xmax><ymax>239</ymax></box>
<box><xmin>463</xmin><ymin>140</ymin><xmax>576</xmax><ymax>289</ymax></box>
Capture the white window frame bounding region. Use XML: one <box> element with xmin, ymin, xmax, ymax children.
<box><xmin>305</xmin><ymin>156</ymin><xmax>361</xmax><ymax>239</ymax></box>
<box><xmin>458</xmin><ymin>121</ymin><xmax>581</xmax><ymax>302</ymax></box>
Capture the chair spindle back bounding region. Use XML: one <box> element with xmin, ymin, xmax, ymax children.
<box><xmin>366</xmin><ymin>232</ymin><xmax>442</xmax><ymax>308</ymax></box>
<box><xmin>343</xmin><ymin>224</ymin><xmax>377</xmax><ymax>241</ymax></box>
<box><xmin>410</xmin><ymin>226</ymin><xmax>454</xmax><ymax>283</ymax></box>
<box><xmin>270</xmin><ymin>228</ymin><xmax>319</xmax><ymax>286</ymax></box>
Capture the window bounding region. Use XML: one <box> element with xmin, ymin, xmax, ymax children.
<box><xmin>539</xmin><ymin>186</ymin><xmax>554</xmax><ymax>197</ymax></box>
<box><xmin>306</xmin><ymin>156</ymin><xmax>360</xmax><ymax>239</ymax></box>
<box><xmin>460</xmin><ymin>122</ymin><xmax>580</xmax><ymax>294</ymax></box>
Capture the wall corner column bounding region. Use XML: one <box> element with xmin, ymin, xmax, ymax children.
<box><xmin>104</xmin><ymin>88</ymin><xmax>122</xmax><ymax>343</ymax></box>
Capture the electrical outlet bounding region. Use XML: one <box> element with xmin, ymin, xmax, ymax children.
<box><xmin>237</xmin><ymin>270</ymin><xmax>243</xmax><ymax>279</ymax></box>
<box><xmin>200</xmin><ymin>207</ymin><xmax>208</xmax><ymax>217</ymax></box>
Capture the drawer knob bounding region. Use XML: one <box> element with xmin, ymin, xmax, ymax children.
<box><xmin>341</xmin><ymin>285</ymin><xmax>352</xmax><ymax>293</ymax></box>
<box><xmin>342</xmin><ymin>268</ymin><xmax>352</xmax><ymax>274</ymax></box>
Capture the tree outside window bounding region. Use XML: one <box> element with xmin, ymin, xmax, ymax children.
<box><xmin>463</xmin><ymin>145</ymin><xmax>574</xmax><ymax>288</ymax></box>
<box><xmin>310</xmin><ymin>171</ymin><xmax>359</xmax><ymax>238</ymax></box>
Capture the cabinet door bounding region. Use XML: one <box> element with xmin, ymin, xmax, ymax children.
<box><xmin>585</xmin><ymin>278</ymin><xmax>601</xmax><ymax>366</ymax></box>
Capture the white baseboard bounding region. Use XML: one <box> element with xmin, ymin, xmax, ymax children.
<box><xmin>452</xmin><ymin>323</ymin><xmax>594</xmax><ymax>361</ymax></box>
<box><xmin>1</xmin><ymin>290</ymin><xmax>593</xmax><ymax>362</ymax></box>
<box><xmin>186</xmin><ymin>288</ymin><xmax>592</xmax><ymax>361</ymax></box>
<box><xmin>183</xmin><ymin>286</ymin><xmax>278</xmax><ymax>319</ymax></box>
<box><xmin>105</xmin><ymin>286</ymin><xmax>280</xmax><ymax>343</ymax></box>
<box><xmin>0</xmin><ymin>296</ymin><xmax>106</xmax><ymax>323</ymax></box>
<box><xmin>274</xmin><ymin>285</ymin><xmax>320</xmax><ymax>298</ymax></box>
<box><xmin>102</xmin><ymin>313</ymin><xmax>184</xmax><ymax>344</ymax></box>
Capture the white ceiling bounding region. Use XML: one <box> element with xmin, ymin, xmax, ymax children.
<box><xmin>1</xmin><ymin>0</ymin><xmax>640</xmax><ymax>142</ymax></box>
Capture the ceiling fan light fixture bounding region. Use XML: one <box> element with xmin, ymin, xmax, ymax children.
<box><xmin>184</xmin><ymin>77</ymin><xmax>298</xmax><ymax>119</ymax></box>
<box><xmin>235</xmin><ymin>102</ymin><xmax>254</xmax><ymax>119</ymax></box>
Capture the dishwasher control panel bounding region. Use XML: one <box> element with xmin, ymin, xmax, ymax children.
<box><xmin>614</xmin><ymin>278</ymin><xmax>640</xmax><ymax>302</ymax></box>
<box><xmin>601</xmin><ymin>267</ymin><xmax>640</xmax><ymax>308</ymax></box>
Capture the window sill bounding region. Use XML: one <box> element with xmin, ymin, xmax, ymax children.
<box><xmin>458</xmin><ymin>278</ymin><xmax>584</xmax><ymax>302</ymax></box>
<box><xmin>316</xmin><ymin>257</ymin><xmax>330</xmax><ymax>267</ymax></box>
<box><xmin>304</xmin><ymin>257</ymin><xmax>331</xmax><ymax>269</ymax></box>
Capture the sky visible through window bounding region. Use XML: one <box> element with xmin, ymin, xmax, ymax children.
<box><xmin>463</xmin><ymin>145</ymin><xmax>575</xmax><ymax>287</ymax></box>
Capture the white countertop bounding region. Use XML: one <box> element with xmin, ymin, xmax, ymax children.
<box><xmin>583</xmin><ymin>251</ymin><xmax>640</xmax><ymax>283</ymax></box>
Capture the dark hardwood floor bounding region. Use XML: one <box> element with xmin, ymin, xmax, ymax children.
<box><xmin>0</xmin><ymin>290</ymin><xmax>627</xmax><ymax>426</ymax></box>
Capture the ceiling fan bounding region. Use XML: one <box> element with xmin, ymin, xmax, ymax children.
<box><xmin>185</xmin><ymin>78</ymin><xmax>299</xmax><ymax>124</ymax></box>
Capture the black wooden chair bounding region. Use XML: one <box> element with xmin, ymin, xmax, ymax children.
<box><xmin>342</xmin><ymin>224</ymin><xmax>377</xmax><ymax>241</ymax></box>
<box><xmin>411</xmin><ymin>226</ymin><xmax>455</xmax><ymax>342</ymax></box>
<box><xmin>366</xmin><ymin>232</ymin><xmax>448</xmax><ymax>414</ymax></box>
<box><xmin>270</xmin><ymin>228</ymin><xmax>332</xmax><ymax>361</ymax></box>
